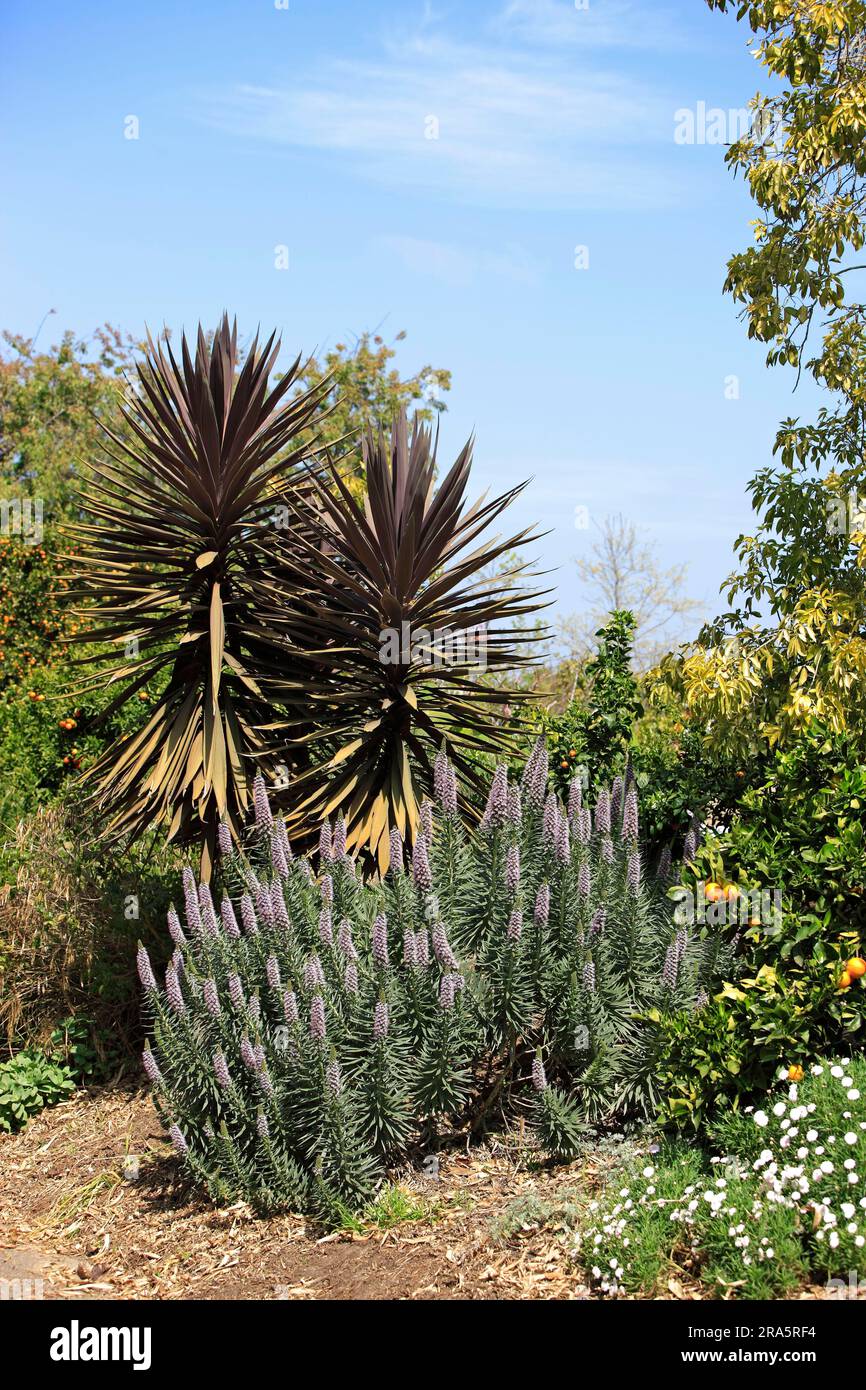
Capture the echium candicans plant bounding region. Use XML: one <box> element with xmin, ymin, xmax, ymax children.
<box><xmin>274</xmin><ymin>411</ymin><xmax>550</xmax><ymax>872</ymax></box>
<box><xmin>67</xmin><ymin>316</ymin><xmax>330</xmax><ymax>877</ymax></box>
<box><xmin>140</xmin><ymin>745</ymin><xmax>729</xmax><ymax>1221</ymax></box>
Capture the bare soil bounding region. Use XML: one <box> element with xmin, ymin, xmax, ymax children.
<box><xmin>0</xmin><ymin>1085</ymin><xmax>839</xmax><ymax>1301</ymax></box>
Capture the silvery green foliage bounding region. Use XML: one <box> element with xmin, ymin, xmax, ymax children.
<box><xmin>141</xmin><ymin>754</ymin><xmax>728</xmax><ymax>1221</ymax></box>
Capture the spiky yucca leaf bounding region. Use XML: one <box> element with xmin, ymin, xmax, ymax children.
<box><xmin>279</xmin><ymin>413</ymin><xmax>549</xmax><ymax>871</ymax></box>
<box><xmin>67</xmin><ymin>316</ymin><xmax>329</xmax><ymax>875</ymax></box>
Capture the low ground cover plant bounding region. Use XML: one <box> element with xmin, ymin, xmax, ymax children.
<box><xmin>138</xmin><ymin>744</ymin><xmax>728</xmax><ymax>1222</ymax></box>
<box><xmin>572</xmin><ymin>1056</ymin><xmax>866</xmax><ymax>1298</ymax></box>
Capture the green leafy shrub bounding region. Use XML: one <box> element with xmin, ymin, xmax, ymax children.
<box><xmin>0</xmin><ymin>1047</ymin><xmax>75</xmax><ymax>1132</ymax></box>
<box><xmin>0</xmin><ymin>800</ymin><xmax>180</xmax><ymax>1055</ymax></box>
<box><xmin>572</xmin><ymin>1057</ymin><xmax>866</xmax><ymax>1298</ymax></box>
<box><xmin>535</xmin><ymin>611</ymin><xmax>641</xmax><ymax>802</ymax></box>
<box><xmin>140</xmin><ymin>745</ymin><xmax>728</xmax><ymax>1221</ymax></box>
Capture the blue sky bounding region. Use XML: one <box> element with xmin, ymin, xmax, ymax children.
<box><xmin>0</xmin><ymin>0</ymin><xmax>822</xmax><ymax>633</ymax></box>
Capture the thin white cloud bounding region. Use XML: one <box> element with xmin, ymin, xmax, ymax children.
<box><xmin>195</xmin><ymin>21</ymin><xmax>681</xmax><ymax>211</ymax></box>
<box><xmin>377</xmin><ymin>233</ymin><xmax>541</xmax><ymax>286</ymax></box>
<box><xmin>496</xmin><ymin>0</ymin><xmax>695</xmax><ymax>52</ymax></box>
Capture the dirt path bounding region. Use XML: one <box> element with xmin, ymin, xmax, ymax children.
<box><xmin>0</xmin><ymin>1086</ymin><xmax>599</xmax><ymax>1300</ymax></box>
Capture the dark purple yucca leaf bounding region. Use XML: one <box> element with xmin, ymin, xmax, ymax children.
<box><xmin>67</xmin><ymin>317</ymin><xmax>329</xmax><ymax>877</ymax></box>
<box><xmin>276</xmin><ymin>412</ymin><xmax>548</xmax><ymax>871</ymax></box>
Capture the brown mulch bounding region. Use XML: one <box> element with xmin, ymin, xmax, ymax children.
<box><xmin>0</xmin><ymin>1085</ymin><xmax>603</xmax><ymax>1300</ymax></box>
<box><xmin>0</xmin><ymin>1086</ymin><xmax>842</xmax><ymax>1300</ymax></box>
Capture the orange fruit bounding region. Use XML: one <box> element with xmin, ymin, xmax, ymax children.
<box><xmin>787</xmin><ymin>1065</ymin><xmax>804</xmax><ymax>1082</ymax></box>
<box><xmin>560</xmin><ymin>760</ymin><xmax>568</xmax><ymax>769</ymax></box>
<box><xmin>846</xmin><ymin>957</ymin><xmax>866</xmax><ymax>979</ymax></box>
<box><xmin>838</xmin><ymin>971</ymin><xmax>852</xmax><ymax>990</ymax></box>
<box><xmin>723</xmin><ymin>884</ymin><xmax>740</xmax><ymax>903</ymax></box>
<box><xmin>704</xmin><ymin>881</ymin><xmax>725</xmax><ymax>903</ymax></box>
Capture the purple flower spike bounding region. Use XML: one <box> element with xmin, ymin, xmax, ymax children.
<box><xmin>534</xmin><ymin>883</ymin><xmax>550</xmax><ymax>928</ymax></box>
<box><xmin>214</xmin><ymin>1051</ymin><xmax>231</xmax><ymax>1090</ymax></box>
<box><xmin>506</xmin><ymin>784</ymin><xmax>522</xmax><ymax>825</ymax></box>
<box><xmin>506</xmin><ymin>843</ymin><xmax>520</xmax><ymax>894</ymax></box>
<box><xmin>217</xmin><ymin>820</ymin><xmax>233</xmax><ymax>857</ymax></box>
<box><xmin>304</xmin><ymin>954</ymin><xmax>325</xmax><ymax>990</ymax></box>
<box><xmin>589</xmin><ymin>907</ymin><xmax>606</xmax><ymax>939</ymax></box>
<box><xmin>142</xmin><ymin>1048</ymin><xmax>162</xmax><ymax>1086</ymax></box>
<box><xmin>318</xmin><ymin>908</ymin><xmax>334</xmax><ymax>948</ymax></box>
<box><xmin>269</xmin><ymin>881</ymin><xmax>289</xmax><ymax>930</ymax></box>
<box><xmin>338</xmin><ymin>918</ymin><xmax>358</xmax><ymax>962</ymax></box>
<box><xmin>674</xmin><ymin>926</ymin><xmax>688</xmax><ymax>965</ymax></box>
<box><xmin>240</xmin><ymin>895</ymin><xmax>258</xmax><ymax>935</ymax></box>
<box><xmin>182</xmin><ymin>867</ymin><xmax>202</xmax><ymax>933</ymax></box>
<box><xmin>531</xmin><ymin>1052</ymin><xmax>547</xmax><ymax>1092</ymax></box>
<box><xmin>577</xmin><ymin>862</ymin><xmax>591</xmax><ymax>898</ymax></box>
<box><xmin>601</xmin><ymin>835</ymin><xmax>614</xmax><ymax>864</ymax></box>
<box><xmin>344</xmin><ymin>961</ymin><xmax>359</xmax><ymax>994</ymax></box>
<box><xmin>255</xmin><ymin>884</ymin><xmax>275</xmax><ymax>927</ymax></box>
<box><xmin>203</xmin><ymin>979</ymin><xmax>221</xmax><ymax>1016</ymax></box>
<box><xmin>165</xmin><ymin>967</ymin><xmax>185</xmax><ymax>1016</ymax></box>
<box><xmin>137</xmin><ymin>945</ymin><xmax>157</xmax><ymax>993</ymax></box>
<box><xmin>372</xmin><ymin>913</ymin><xmax>389</xmax><ymax>969</ymax></box>
<box><xmin>657</xmin><ymin>846</ymin><xmax>672</xmax><ymax>880</ymax></box>
<box><xmin>521</xmin><ymin>738</ymin><xmax>548</xmax><ymax>808</ymax></box>
<box><xmin>577</xmin><ymin>808</ymin><xmax>591</xmax><ymax>846</ymax></box>
<box><xmin>228</xmin><ymin>973</ymin><xmax>244</xmax><ymax>1010</ymax></box>
<box><xmin>434</xmin><ymin>743</ymin><xmax>449</xmax><ymax>804</ymax></box>
<box><xmin>439</xmin><ymin>974</ymin><xmax>458</xmax><ymax>1010</ymax></box>
<box><xmin>542</xmin><ymin>791</ymin><xmax>559</xmax><ymax>844</ymax></box>
<box><xmin>373</xmin><ymin>999</ymin><xmax>389</xmax><ymax>1040</ymax></box>
<box><xmin>271</xmin><ymin>835</ymin><xmax>289</xmax><ymax>880</ymax></box>
<box><xmin>610</xmin><ymin>775</ymin><xmax>624</xmax><ymax>821</ymax></box>
<box><xmin>166</xmin><ymin>906</ymin><xmax>186</xmax><ymax>947</ymax></box>
<box><xmin>266</xmin><ymin>955</ymin><xmax>281</xmax><ymax>991</ymax></box>
<box><xmin>594</xmin><ymin>788</ymin><xmax>611</xmax><ymax>836</ymax></box>
<box><xmin>432</xmin><ymin>921</ymin><xmax>457</xmax><ymax>970</ymax></box>
<box><xmin>240</xmin><ymin>1036</ymin><xmax>257</xmax><ymax>1070</ymax></box>
<box><xmin>257</xmin><ymin>1111</ymin><xmax>270</xmax><ymax>1139</ymax></box>
<box><xmin>326</xmin><ymin>1054</ymin><xmax>342</xmax><ymax>1096</ymax></box>
<box><xmin>391</xmin><ymin>828</ymin><xmax>405</xmax><ymax>872</ymax></box>
<box><xmin>257</xmin><ymin>1068</ymin><xmax>274</xmax><ymax>1098</ymax></box>
<box><xmin>333</xmin><ymin>815</ymin><xmax>347</xmax><ymax>859</ymax></box>
<box><xmin>221</xmin><ymin>898</ymin><xmax>240</xmax><ymax>938</ymax></box>
<box><xmin>310</xmin><ymin>994</ymin><xmax>326</xmax><ymax>1041</ymax></box>
<box><xmin>583</xmin><ymin>958</ymin><xmax>596</xmax><ymax>993</ymax></box>
<box><xmin>415</xmin><ymin>929</ymin><xmax>430</xmax><ymax>967</ymax></box>
<box><xmin>403</xmin><ymin>928</ymin><xmax>418</xmax><ymax>967</ymax></box>
<box><xmin>169</xmin><ymin>1124</ymin><xmax>188</xmax><ymax>1157</ymax></box>
<box><xmin>683</xmin><ymin>827</ymin><xmax>698</xmax><ymax>864</ymax></box>
<box><xmin>622</xmin><ymin>786</ymin><xmax>639</xmax><ymax>842</ymax></box>
<box><xmin>481</xmin><ymin>764</ymin><xmax>509</xmax><ymax>829</ymax></box>
<box><xmin>626</xmin><ymin>851</ymin><xmax>641</xmax><ymax>893</ymax></box>
<box><xmin>283</xmin><ymin>989</ymin><xmax>299</xmax><ymax>1023</ymax></box>
<box><xmin>253</xmin><ymin>774</ymin><xmax>273</xmax><ymax>829</ymax></box>
<box><xmin>320</xmin><ymin>874</ymin><xmax>333</xmax><ymax>906</ymax></box>
<box><xmin>318</xmin><ymin>819</ymin><xmax>332</xmax><ymax>862</ymax></box>
<box><xmin>507</xmin><ymin>908</ymin><xmax>523</xmax><ymax>941</ymax></box>
<box><xmin>412</xmin><ymin>836</ymin><xmax>432</xmax><ymax>892</ymax></box>
<box><xmin>420</xmin><ymin>798</ymin><xmax>434</xmax><ymax>843</ymax></box>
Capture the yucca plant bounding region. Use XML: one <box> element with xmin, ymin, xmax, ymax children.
<box><xmin>275</xmin><ymin>413</ymin><xmax>549</xmax><ymax>871</ymax></box>
<box><xmin>66</xmin><ymin>317</ymin><xmax>329</xmax><ymax>876</ymax></box>
<box><xmin>140</xmin><ymin>744</ymin><xmax>730</xmax><ymax>1221</ymax></box>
